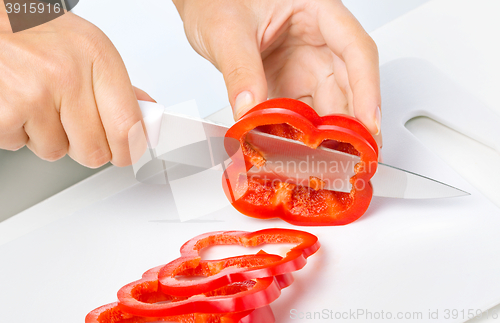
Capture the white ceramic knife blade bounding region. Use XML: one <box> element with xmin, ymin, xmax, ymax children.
<box><xmin>139</xmin><ymin>102</ymin><xmax>469</xmax><ymax>199</ymax></box>
<box><xmin>244</xmin><ymin>131</ymin><xmax>469</xmax><ymax>198</ymax></box>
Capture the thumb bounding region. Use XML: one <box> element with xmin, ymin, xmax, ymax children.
<box><xmin>213</xmin><ymin>29</ymin><xmax>268</xmax><ymax>120</ymax></box>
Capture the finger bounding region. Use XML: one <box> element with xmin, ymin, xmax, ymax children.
<box><xmin>0</xmin><ymin>107</ymin><xmax>28</xmax><ymax>150</ymax></box>
<box><xmin>24</xmin><ymin>103</ymin><xmax>69</xmax><ymax>161</ymax></box>
<box><xmin>61</xmin><ymin>88</ymin><xmax>112</xmax><ymax>169</ymax></box>
<box><xmin>375</xmin><ymin>132</ymin><xmax>383</xmax><ymax>149</ymax></box>
<box><xmin>266</xmin><ymin>45</ymin><xmax>350</xmax><ymax>116</ymax></box>
<box><xmin>331</xmin><ymin>53</ymin><xmax>354</xmax><ymax>115</ymax></box>
<box><xmin>133</xmin><ymin>86</ymin><xmax>156</xmax><ymax>103</ymax></box>
<box><xmin>318</xmin><ymin>0</ymin><xmax>381</xmax><ymax>135</ymax></box>
<box><xmin>265</xmin><ymin>46</ymin><xmax>323</xmax><ymax>101</ymax></box>
<box><xmin>312</xmin><ymin>73</ymin><xmax>350</xmax><ymax>117</ymax></box>
<box><xmin>268</xmin><ymin>61</ymin><xmax>317</xmax><ymax>102</ymax></box>
<box><xmin>208</xmin><ymin>16</ymin><xmax>268</xmax><ymax>119</ymax></box>
<box><xmin>0</xmin><ymin>129</ymin><xmax>28</xmax><ymax>151</ymax></box>
<box><xmin>297</xmin><ymin>95</ymin><xmax>314</xmax><ymax>108</ymax></box>
<box><xmin>316</xmin><ymin>54</ymin><xmax>383</xmax><ymax>148</ymax></box>
<box><xmin>92</xmin><ymin>36</ymin><xmax>145</xmax><ymax>167</ymax></box>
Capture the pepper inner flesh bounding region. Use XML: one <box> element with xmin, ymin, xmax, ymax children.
<box><xmin>238</xmin><ymin>123</ymin><xmax>360</xmax><ymax>215</ymax></box>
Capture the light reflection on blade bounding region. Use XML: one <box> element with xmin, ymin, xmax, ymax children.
<box><xmin>372</xmin><ymin>163</ymin><xmax>470</xmax><ymax>199</ymax></box>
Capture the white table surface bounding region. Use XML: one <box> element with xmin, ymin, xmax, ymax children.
<box><xmin>1</xmin><ymin>0</ymin><xmax>499</xmax><ymax>322</ymax></box>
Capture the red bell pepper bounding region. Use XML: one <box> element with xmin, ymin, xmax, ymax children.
<box><xmin>159</xmin><ymin>228</ymin><xmax>319</xmax><ymax>296</ymax></box>
<box><xmin>117</xmin><ymin>264</ymin><xmax>289</xmax><ymax>317</ymax></box>
<box><xmin>223</xmin><ymin>98</ymin><xmax>379</xmax><ymax>226</ymax></box>
<box><xmin>85</xmin><ymin>302</ymin><xmax>275</xmax><ymax>323</ymax></box>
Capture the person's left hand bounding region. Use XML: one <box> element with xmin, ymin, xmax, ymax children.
<box><xmin>173</xmin><ymin>0</ymin><xmax>382</xmax><ymax>146</ymax></box>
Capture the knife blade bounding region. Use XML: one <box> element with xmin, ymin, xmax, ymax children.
<box><xmin>244</xmin><ymin>131</ymin><xmax>469</xmax><ymax>198</ymax></box>
<box><xmin>138</xmin><ymin>101</ymin><xmax>469</xmax><ymax>199</ymax></box>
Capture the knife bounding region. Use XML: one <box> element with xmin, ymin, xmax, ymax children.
<box><xmin>138</xmin><ymin>101</ymin><xmax>469</xmax><ymax>199</ymax></box>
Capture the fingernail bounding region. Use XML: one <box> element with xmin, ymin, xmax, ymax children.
<box><xmin>234</xmin><ymin>91</ymin><xmax>255</xmax><ymax>120</ymax></box>
<box><xmin>374</xmin><ymin>106</ymin><xmax>381</xmax><ymax>135</ymax></box>
<box><xmin>378</xmin><ymin>150</ymin><xmax>384</xmax><ymax>163</ymax></box>
<box><xmin>142</xmin><ymin>92</ymin><xmax>157</xmax><ymax>103</ymax></box>
<box><xmin>134</xmin><ymin>86</ymin><xmax>157</xmax><ymax>103</ymax></box>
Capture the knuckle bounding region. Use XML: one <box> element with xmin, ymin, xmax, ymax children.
<box><xmin>225</xmin><ymin>65</ymin><xmax>255</xmax><ymax>83</ymax></box>
<box><xmin>66</xmin><ymin>13</ymin><xmax>110</xmax><ymax>56</ymax></box>
<box><xmin>47</xmin><ymin>54</ymin><xmax>80</xmax><ymax>88</ymax></box>
<box><xmin>8</xmin><ymin>75</ymin><xmax>55</xmax><ymax>108</ymax></box>
<box><xmin>26</xmin><ymin>44</ymin><xmax>80</xmax><ymax>92</ymax></box>
<box><xmin>83</xmin><ymin>147</ymin><xmax>111</xmax><ymax>168</ymax></box>
<box><xmin>12</xmin><ymin>144</ymin><xmax>26</xmax><ymax>151</ymax></box>
<box><xmin>28</xmin><ymin>86</ymin><xmax>53</xmax><ymax>107</ymax></box>
<box><xmin>358</xmin><ymin>35</ymin><xmax>378</xmax><ymax>55</ymax></box>
<box><xmin>345</xmin><ymin>34</ymin><xmax>378</xmax><ymax>58</ymax></box>
<box><xmin>112</xmin><ymin>113</ymin><xmax>141</xmax><ymax>145</ymax></box>
<box><xmin>0</xmin><ymin>110</ymin><xmax>23</xmax><ymax>132</ymax></box>
<box><xmin>80</xmin><ymin>25</ymin><xmax>112</xmax><ymax>62</ymax></box>
<box><xmin>40</xmin><ymin>147</ymin><xmax>67</xmax><ymax>162</ymax></box>
<box><xmin>365</xmin><ymin>36</ymin><xmax>378</xmax><ymax>53</ymax></box>
<box><xmin>1</xmin><ymin>142</ymin><xmax>26</xmax><ymax>151</ymax></box>
<box><xmin>111</xmin><ymin>156</ymin><xmax>132</xmax><ymax>168</ymax></box>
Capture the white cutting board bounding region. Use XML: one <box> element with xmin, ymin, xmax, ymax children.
<box><xmin>2</xmin><ymin>1</ymin><xmax>500</xmax><ymax>323</ymax></box>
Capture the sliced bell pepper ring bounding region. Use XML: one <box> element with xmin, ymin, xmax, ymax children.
<box><xmin>158</xmin><ymin>228</ymin><xmax>319</xmax><ymax>296</ymax></box>
<box><xmin>85</xmin><ymin>302</ymin><xmax>275</xmax><ymax>323</ymax></box>
<box><xmin>223</xmin><ymin>98</ymin><xmax>379</xmax><ymax>226</ymax></box>
<box><xmin>158</xmin><ymin>252</ymin><xmax>293</xmax><ymax>297</ymax></box>
<box><xmin>117</xmin><ymin>264</ymin><xmax>290</xmax><ymax>317</ymax></box>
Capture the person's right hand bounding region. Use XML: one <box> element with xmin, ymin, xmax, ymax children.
<box><xmin>0</xmin><ymin>10</ymin><xmax>154</xmax><ymax>167</ymax></box>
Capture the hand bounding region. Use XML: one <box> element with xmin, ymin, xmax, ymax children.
<box><xmin>174</xmin><ymin>0</ymin><xmax>381</xmax><ymax>144</ymax></box>
<box><xmin>0</xmin><ymin>11</ymin><xmax>154</xmax><ymax>167</ymax></box>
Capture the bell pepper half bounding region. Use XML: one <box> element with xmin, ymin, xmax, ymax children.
<box><xmin>158</xmin><ymin>228</ymin><xmax>319</xmax><ymax>296</ymax></box>
<box><xmin>223</xmin><ymin>98</ymin><xmax>379</xmax><ymax>226</ymax></box>
<box><xmin>85</xmin><ymin>302</ymin><xmax>275</xmax><ymax>323</ymax></box>
<box><xmin>117</xmin><ymin>264</ymin><xmax>290</xmax><ymax>317</ymax></box>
